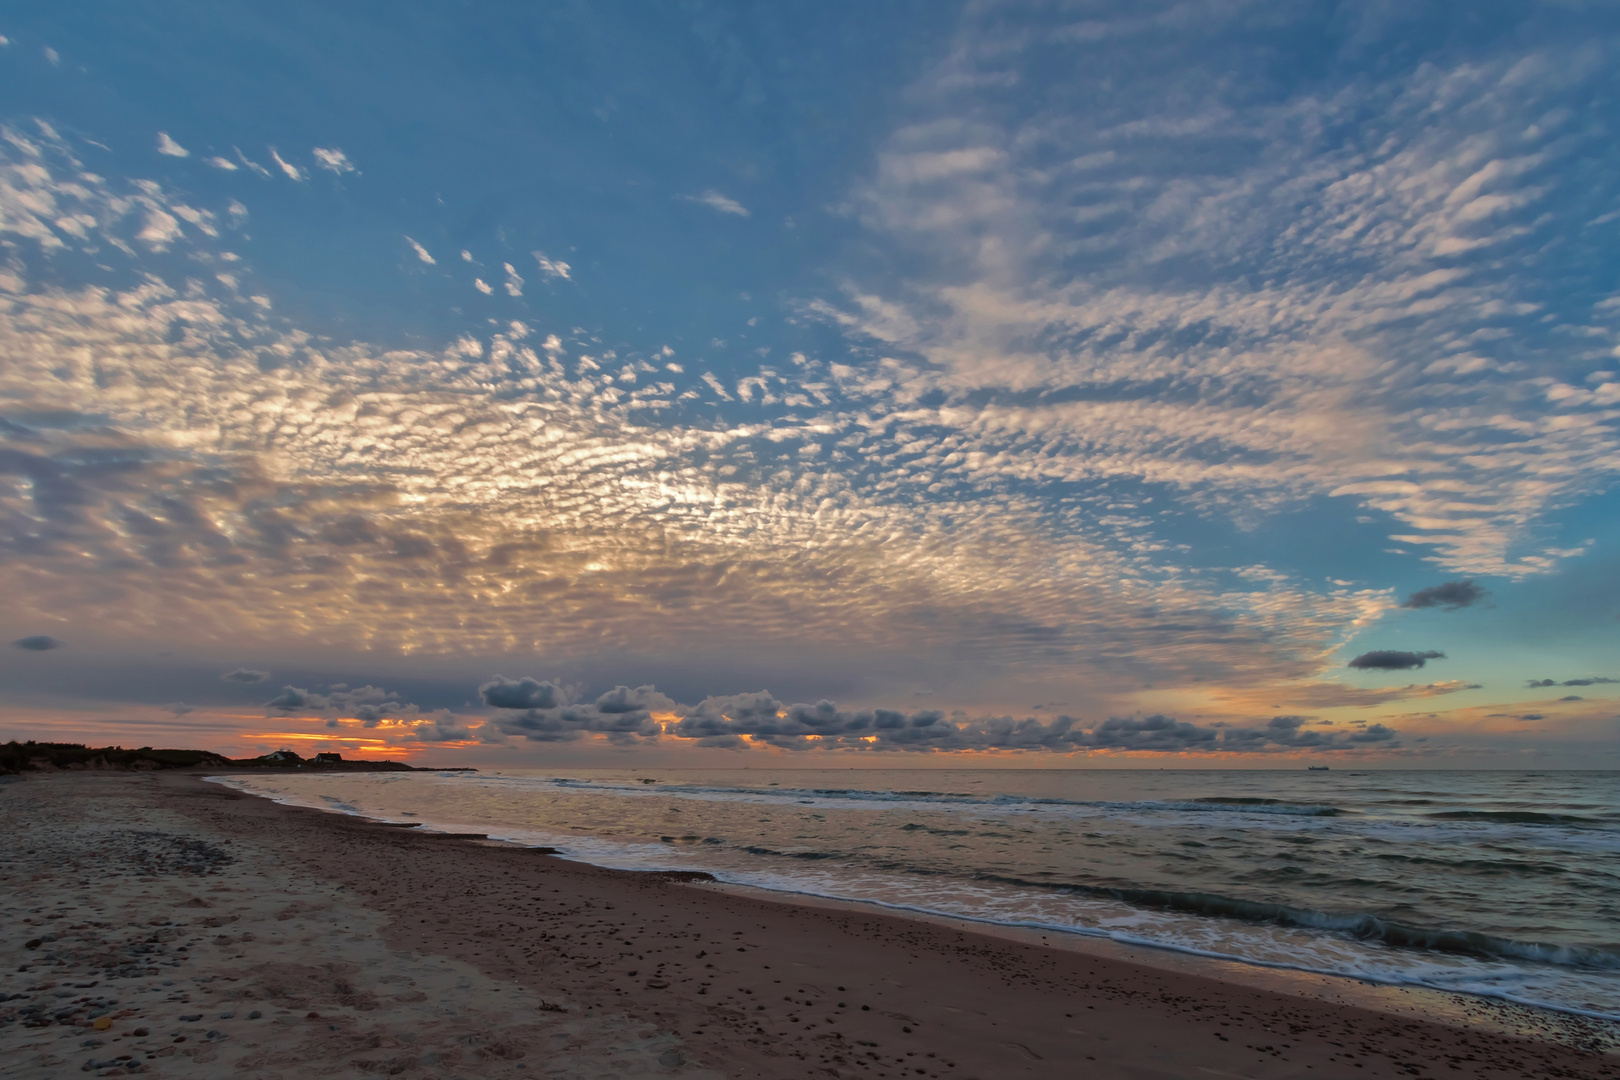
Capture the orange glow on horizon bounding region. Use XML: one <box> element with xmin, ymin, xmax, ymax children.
<box><xmin>240</xmin><ymin>731</ymin><xmax>426</xmax><ymax>757</ymax></box>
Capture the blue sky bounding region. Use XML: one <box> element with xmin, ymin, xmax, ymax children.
<box><xmin>0</xmin><ymin>2</ymin><xmax>1617</xmax><ymax>765</ymax></box>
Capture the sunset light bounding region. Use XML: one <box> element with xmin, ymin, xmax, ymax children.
<box><xmin>2</xmin><ymin>6</ymin><xmax>1618</xmax><ymax>1075</ymax></box>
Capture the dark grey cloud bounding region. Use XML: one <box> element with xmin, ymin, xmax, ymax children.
<box><xmin>221</xmin><ymin>668</ymin><xmax>270</xmax><ymax>684</ymax></box>
<box><xmin>1401</xmin><ymin>580</ymin><xmax>1491</xmax><ymax>611</ymax></box>
<box><xmin>486</xmin><ymin>682</ymin><xmax>672</xmax><ymax>745</ymax></box>
<box><xmin>1527</xmin><ymin>676</ymin><xmax>1617</xmax><ymax>688</ymax></box>
<box><xmin>265</xmin><ymin>683</ymin><xmax>419</xmax><ymax>726</ymax></box>
<box><xmin>265</xmin><ymin>685</ymin><xmax>311</xmax><ymax>711</ymax></box>
<box><xmin>410</xmin><ymin>709</ymin><xmax>477</xmax><ymax>743</ymax></box>
<box><xmin>1221</xmin><ymin>714</ymin><xmax>1338</xmax><ymax>750</ymax></box>
<box><xmin>479</xmin><ymin>675</ymin><xmax>564</xmax><ymax>711</ymax></box>
<box><xmin>1348</xmin><ymin>649</ymin><xmax>1445</xmax><ymax>671</ymax></box>
<box><xmin>1559</xmin><ymin>695</ymin><xmax>1583</xmax><ymax>702</ymax></box>
<box><xmin>1088</xmin><ymin>714</ymin><xmax>1218</xmax><ymax>751</ymax></box>
<box><xmin>593</xmin><ymin>684</ymin><xmax>672</xmax><ymax>714</ymax></box>
<box><xmin>665</xmin><ymin>693</ymin><xmax>966</xmax><ymax>750</ymax></box>
<box><xmin>12</xmin><ymin>635</ymin><xmax>64</xmax><ymax>651</ymax></box>
<box><xmin>667</xmin><ymin>691</ymin><xmax>786</xmax><ymax>739</ymax></box>
<box><xmin>651</xmin><ymin>693</ymin><xmax>1393</xmax><ymax>754</ymax></box>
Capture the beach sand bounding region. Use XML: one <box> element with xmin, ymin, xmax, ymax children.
<box><xmin>2</xmin><ymin>772</ymin><xmax>1615</xmax><ymax>1080</ymax></box>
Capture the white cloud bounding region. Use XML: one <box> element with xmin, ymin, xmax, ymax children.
<box><xmin>405</xmin><ymin>236</ymin><xmax>436</xmax><ymax>265</ymax></box>
<box><xmin>815</xmin><ymin>8</ymin><xmax>1620</xmax><ymax>579</ymax></box>
<box><xmin>155</xmin><ymin>132</ymin><xmax>189</xmax><ymax>158</ymax></box>
<box><xmin>0</xmin><ymin>170</ymin><xmax>1376</xmax><ymax>723</ymax></box>
<box><xmin>473</xmin><ymin>277</ymin><xmax>493</xmax><ymax>294</ymax></box>
<box><xmin>204</xmin><ymin>156</ymin><xmax>237</xmax><ymax>171</ymax></box>
<box><xmin>136</xmin><ymin>209</ymin><xmax>181</xmax><ymax>248</ymax></box>
<box><xmin>43</xmin><ymin>46</ymin><xmax>58</xmax><ymax>66</ymax></box>
<box><xmin>232</xmin><ymin>147</ymin><xmax>271</xmax><ymax>178</ymax></box>
<box><xmin>532</xmin><ymin>251</ymin><xmax>570</xmax><ymax>280</ymax></box>
<box><xmin>268</xmin><ymin>148</ymin><xmax>304</xmax><ymax>181</ymax></box>
<box><xmin>682</xmin><ymin>190</ymin><xmax>750</xmax><ymax>217</ymax></box>
<box><xmin>503</xmin><ymin>262</ymin><xmax>523</xmax><ymax>297</ymax></box>
<box><xmin>701</xmin><ymin>372</ymin><xmax>733</xmax><ymax>400</ymax></box>
<box><xmin>312</xmin><ymin>147</ymin><xmax>354</xmax><ymax>173</ymax></box>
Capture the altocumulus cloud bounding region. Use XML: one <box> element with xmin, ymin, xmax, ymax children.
<box><xmin>12</xmin><ymin>635</ymin><xmax>64</xmax><ymax>651</ymax></box>
<box><xmin>683</xmin><ymin>190</ymin><xmax>749</xmax><ymax>217</ymax></box>
<box><xmin>5</xmin><ymin>11</ymin><xmax>1616</xmax><ymax>731</ymax></box>
<box><xmin>221</xmin><ymin>668</ymin><xmax>269</xmax><ymax>684</ymax></box>
<box><xmin>821</xmin><ymin>2</ymin><xmax>1620</xmax><ymax>580</ymax></box>
<box><xmin>0</xmin><ymin>121</ymin><xmax>1434</xmax><ymax>705</ymax></box>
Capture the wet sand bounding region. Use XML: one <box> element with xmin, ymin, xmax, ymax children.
<box><xmin>3</xmin><ymin>772</ymin><xmax>1616</xmax><ymax>1079</ymax></box>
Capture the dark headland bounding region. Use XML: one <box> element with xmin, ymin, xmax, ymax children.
<box><xmin>0</xmin><ymin>740</ymin><xmax>473</xmax><ymax>775</ymax></box>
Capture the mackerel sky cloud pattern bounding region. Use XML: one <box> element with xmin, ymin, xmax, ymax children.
<box><xmin>0</xmin><ymin>1</ymin><xmax>1616</xmax><ymax>765</ymax></box>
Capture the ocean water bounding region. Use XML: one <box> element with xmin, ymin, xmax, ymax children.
<box><xmin>209</xmin><ymin>768</ymin><xmax>1620</xmax><ymax>1019</ymax></box>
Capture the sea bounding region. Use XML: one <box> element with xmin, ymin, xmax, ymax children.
<box><xmin>208</xmin><ymin>767</ymin><xmax>1620</xmax><ymax>1020</ymax></box>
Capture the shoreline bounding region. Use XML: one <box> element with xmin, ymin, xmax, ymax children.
<box><xmin>6</xmin><ymin>771</ymin><xmax>1617</xmax><ymax>1079</ymax></box>
<box><xmin>687</xmin><ymin>879</ymin><xmax>1620</xmax><ymax>1048</ymax></box>
<box><xmin>203</xmin><ymin>769</ymin><xmax>1620</xmax><ymax>1039</ymax></box>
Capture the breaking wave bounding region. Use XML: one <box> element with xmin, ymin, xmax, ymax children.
<box><xmin>546</xmin><ymin>777</ymin><xmax>1346</xmax><ymax>817</ymax></box>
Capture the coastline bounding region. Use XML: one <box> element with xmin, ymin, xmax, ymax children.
<box><xmin>4</xmin><ymin>771</ymin><xmax>1616</xmax><ymax>1079</ymax></box>
<box><xmin>684</xmin><ymin>878</ymin><xmax>1620</xmax><ymax>1049</ymax></box>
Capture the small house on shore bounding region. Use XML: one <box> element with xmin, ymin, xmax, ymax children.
<box><xmin>313</xmin><ymin>752</ymin><xmax>343</xmax><ymax>764</ymax></box>
<box><xmin>261</xmin><ymin>749</ymin><xmax>302</xmax><ymax>763</ymax></box>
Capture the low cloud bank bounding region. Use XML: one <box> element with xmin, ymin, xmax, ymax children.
<box><xmin>471</xmin><ymin>679</ymin><xmax>1400</xmax><ymax>753</ymax></box>
<box><xmin>254</xmin><ymin>674</ymin><xmax>1410</xmax><ymax>755</ymax></box>
<box><xmin>262</xmin><ymin>680</ymin><xmax>507</xmax><ymax>744</ymax></box>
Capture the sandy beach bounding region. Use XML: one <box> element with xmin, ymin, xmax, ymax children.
<box><xmin>3</xmin><ymin>772</ymin><xmax>1616</xmax><ymax>1080</ymax></box>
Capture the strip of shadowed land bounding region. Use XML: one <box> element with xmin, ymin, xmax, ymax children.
<box><xmin>0</xmin><ymin>740</ymin><xmax>472</xmax><ymax>775</ymax></box>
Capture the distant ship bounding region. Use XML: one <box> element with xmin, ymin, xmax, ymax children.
<box><xmin>1307</xmin><ymin>765</ymin><xmax>1330</xmax><ymax>771</ymax></box>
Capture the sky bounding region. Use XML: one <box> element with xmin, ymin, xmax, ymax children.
<box><xmin>1</xmin><ymin>1</ymin><xmax>1617</xmax><ymax>768</ymax></box>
